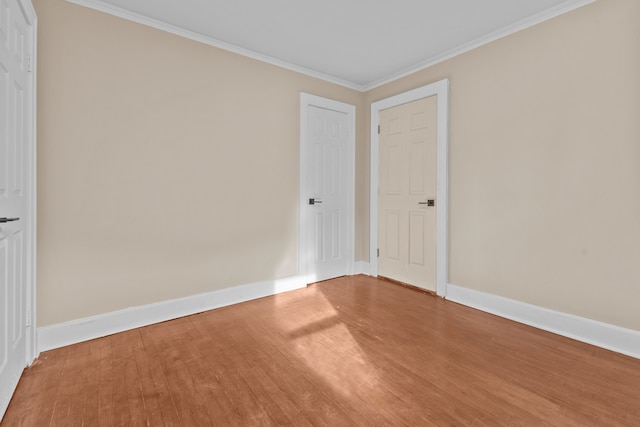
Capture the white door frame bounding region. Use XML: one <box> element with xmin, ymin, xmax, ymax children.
<box><xmin>22</xmin><ymin>0</ymin><xmax>38</xmax><ymax>365</ymax></box>
<box><xmin>299</xmin><ymin>93</ymin><xmax>355</xmax><ymax>284</ymax></box>
<box><xmin>370</xmin><ymin>79</ymin><xmax>449</xmax><ymax>297</ymax></box>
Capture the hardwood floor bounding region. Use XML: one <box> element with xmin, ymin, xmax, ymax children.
<box><xmin>3</xmin><ymin>275</ymin><xmax>639</xmax><ymax>426</ymax></box>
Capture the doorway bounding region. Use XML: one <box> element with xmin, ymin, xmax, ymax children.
<box><xmin>378</xmin><ymin>96</ymin><xmax>437</xmax><ymax>291</ymax></box>
<box><xmin>370</xmin><ymin>80</ymin><xmax>449</xmax><ymax>296</ymax></box>
<box><xmin>299</xmin><ymin>93</ymin><xmax>355</xmax><ymax>284</ymax></box>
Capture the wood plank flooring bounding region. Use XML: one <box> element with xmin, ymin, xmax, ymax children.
<box><xmin>3</xmin><ymin>275</ymin><xmax>639</xmax><ymax>426</ymax></box>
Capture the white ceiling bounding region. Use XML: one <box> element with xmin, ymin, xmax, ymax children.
<box><xmin>69</xmin><ymin>0</ymin><xmax>594</xmax><ymax>90</ymax></box>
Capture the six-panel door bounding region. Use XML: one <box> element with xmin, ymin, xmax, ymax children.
<box><xmin>305</xmin><ymin>105</ymin><xmax>350</xmax><ymax>282</ymax></box>
<box><xmin>378</xmin><ymin>96</ymin><xmax>437</xmax><ymax>291</ymax></box>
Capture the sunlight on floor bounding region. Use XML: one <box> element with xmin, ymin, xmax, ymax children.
<box><xmin>274</xmin><ymin>286</ymin><xmax>381</xmax><ymax>398</ymax></box>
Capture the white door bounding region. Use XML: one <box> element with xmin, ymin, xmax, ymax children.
<box><xmin>300</xmin><ymin>94</ymin><xmax>355</xmax><ymax>284</ymax></box>
<box><xmin>378</xmin><ymin>96</ymin><xmax>437</xmax><ymax>291</ymax></box>
<box><xmin>0</xmin><ymin>0</ymin><xmax>34</xmax><ymax>419</ymax></box>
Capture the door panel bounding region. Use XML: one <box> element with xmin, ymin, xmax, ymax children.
<box><xmin>12</xmin><ymin>80</ymin><xmax>24</xmax><ymax>194</ymax></box>
<box><xmin>0</xmin><ymin>0</ymin><xmax>30</xmax><ymax>419</ymax></box>
<box><xmin>314</xmin><ymin>212</ymin><xmax>324</xmax><ymax>262</ymax></box>
<box><xmin>409</xmin><ymin>212</ymin><xmax>425</xmax><ymax>266</ymax></box>
<box><xmin>0</xmin><ymin>237</ymin><xmax>7</xmax><ymax>373</ymax></box>
<box><xmin>378</xmin><ymin>96</ymin><xmax>437</xmax><ymax>290</ymax></box>
<box><xmin>409</xmin><ymin>141</ymin><xmax>425</xmax><ymax>194</ymax></box>
<box><xmin>385</xmin><ymin>211</ymin><xmax>400</xmax><ymax>260</ymax></box>
<box><xmin>1</xmin><ymin>64</ymin><xmax>7</xmax><ymax>193</ymax></box>
<box><xmin>385</xmin><ymin>143</ymin><xmax>401</xmax><ymax>194</ymax></box>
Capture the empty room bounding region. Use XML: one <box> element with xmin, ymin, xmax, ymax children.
<box><xmin>1</xmin><ymin>0</ymin><xmax>639</xmax><ymax>425</ymax></box>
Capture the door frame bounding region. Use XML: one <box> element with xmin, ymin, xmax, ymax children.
<box><xmin>370</xmin><ymin>79</ymin><xmax>449</xmax><ymax>297</ymax></box>
<box><xmin>17</xmin><ymin>0</ymin><xmax>38</xmax><ymax>364</ymax></box>
<box><xmin>24</xmin><ymin>0</ymin><xmax>38</xmax><ymax>364</ymax></box>
<box><xmin>299</xmin><ymin>93</ymin><xmax>355</xmax><ymax>284</ymax></box>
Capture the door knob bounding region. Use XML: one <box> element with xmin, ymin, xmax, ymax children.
<box><xmin>0</xmin><ymin>217</ymin><xmax>19</xmax><ymax>223</ymax></box>
<box><xmin>418</xmin><ymin>200</ymin><xmax>435</xmax><ymax>206</ymax></box>
<box><xmin>309</xmin><ymin>198</ymin><xmax>323</xmax><ymax>205</ymax></box>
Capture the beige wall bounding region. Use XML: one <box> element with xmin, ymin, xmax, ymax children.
<box><xmin>34</xmin><ymin>0</ymin><xmax>364</xmax><ymax>326</ymax></box>
<box><xmin>36</xmin><ymin>0</ymin><xmax>640</xmax><ymax>333</ymax></box>
<box><xmin>366</xmin><ymin>0</ymin><xmax>640</xmax><ymax>331</ymax></box>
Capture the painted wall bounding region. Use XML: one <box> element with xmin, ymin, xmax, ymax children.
<box><xmin>365</xmin><ymin>0</ymin><xmax>640</xmax><ymax>331</ymax></box>
<box><xmin>35</xmin><ymin>0</ymin><xmax>640</xmax><ymax>334</ymax></box>
<box><xmin>34</xmin><ymin>0</ymin><xmax>364</xmax><ymax>326</ymax></box>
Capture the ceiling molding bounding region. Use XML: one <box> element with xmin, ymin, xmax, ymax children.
<box><xmin>66</xmin><ymin>0</ymin><xmax>596</xmax><ymax>93</ymax></box>
<box><xmin>65</xmin><ymin>0</ymin><xmax>365</xmax><ymax>91</ymax></box>
<box><xmin>363</xmin><ymin>0</ymin><xmax>597</xmax><ymax>91</ymax></box>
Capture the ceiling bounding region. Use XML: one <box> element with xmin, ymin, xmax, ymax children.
<box><xmin>69</xmin><ymin>0</ymin><xmax>594</xmax><ymax>90</ymax></box>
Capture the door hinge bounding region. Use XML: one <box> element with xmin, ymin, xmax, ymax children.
<box><xmin>377</xmin><ymin>124</ymin><xmax>380</xmax><ymax>134</ymax></box>
<box><xmin>377</xmin><ymin>248</ymin><xmax>379</xmax><ymax>257</ymax></box>
<box><xmin>25</xmin><ymin>305</ymin><xmax>31</xmax><ymax>327</ymax></box>
<box><xmin>26</xmin><ymin>55</ymin><xmax>33</xmax><ymax>73</ymax></box>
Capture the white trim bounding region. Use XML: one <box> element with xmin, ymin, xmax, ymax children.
<box><xmin>65</xmin><ymin>0</ymin><xmax>595</xmax><ymax>92</ymax></box>
<box><xmin>446</xmin><ymin>284</ymin><xmax>640</xmax><ymax>360</ymax></box>
<box><xmin>21</xmin><ymin>0</ymin><xmax>38</xmax><ymax>365</ymax></box>
<box><xmin>370</xmin><ymin>80</ymin><xmax>449</xmax><ymax>297</ymax></box>
<box><xmin>36</xmin><ymin>276</ymin><xmax>640</xmax><ymax>360</ymax></box>
<box><xmin>354</xmin><ymin>261</ymin><xmax>371</xmax><ymax>276</ymax></box>
<box><xmin>363</xmin><ymin>0</ymin><xmax>597</xmax><ymax>90</ymax></box>
<box><xmin>38</xmin><ymin>275</ymin><xmax>306</xmax><ymax>353</ymax></box>
<box><xmin>64</xmin><ymin>0</ymin><xmax>361</xmax><ymax>91</ymax></box>
<box><xmin>299</xmin><ymin>93</ymin><xmax>356</xmax><ymax>284</ymax></box>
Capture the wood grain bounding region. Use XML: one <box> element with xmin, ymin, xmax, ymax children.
<box><xmin>3</xmin><ymin>275</ymin><xmax>639</xmax><ymax>426</ymax></box>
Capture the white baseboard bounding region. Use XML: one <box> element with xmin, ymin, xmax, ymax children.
<box><xmin>37</xmin><ymin>275</ymin><xmax>306</xmax><ymax>353</ymax></box>
<box><xmin>446</xmin><ymin>284</ymin><xmax>640</xmax><ymax>360</ymax></box>
<box><xmin>40</xmin><ymin>275</ymin><xmax>638</xmax><ymax>361</ymax></box>
<box><xmin>354</xmin><ymin>261</ymin><xmax>371</xmax><ymax>275</ymax></box>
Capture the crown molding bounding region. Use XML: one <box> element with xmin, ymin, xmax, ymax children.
<box><xmin>65</xmin><ymin>0</ymin><xmax>364</xmax><ymax>91</ymax></box>
<box><xmin>362</xmin><ymin>0</ymin><xmax>596</xmax><ymax>91</ymax></box>
<box><xmin>65</xmin><ymin>0</ymin><xmax>596</xmax><ymax>92</ymax></box>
